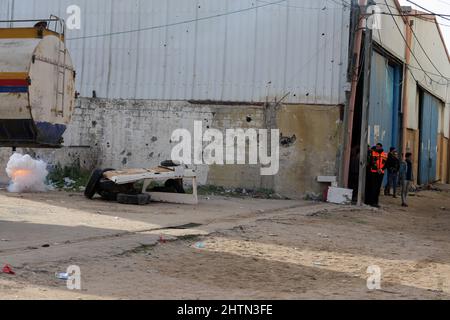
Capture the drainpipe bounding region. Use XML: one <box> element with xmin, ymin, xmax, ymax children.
<box><xmin>401</xmin><ymin>17</ymin><xmax>413</xmax><ymax>160</ymax></box>
<box><xmin>342</xmin><ymin>0</ymin><xmax>365</xmax><ymax>188</ymax></box>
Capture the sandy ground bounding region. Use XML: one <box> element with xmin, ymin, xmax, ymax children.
<box><xmin>0</xmin><ymin>186</ymin><xmax>450</xmax><ymax>300</ymax></box>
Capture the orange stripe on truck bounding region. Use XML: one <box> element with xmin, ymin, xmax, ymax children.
<box><xmin>0</xmin><ymin>72</ymin><xmax>29</xmax><ymax>80</ymax></box>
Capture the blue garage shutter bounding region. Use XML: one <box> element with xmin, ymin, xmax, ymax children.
<box><xmin>368</xmin><ymin>51</ymin><xmax>402</xmax><ymax>151</ymax></box>
<box><xmin>419</xmin><ymin>92</ymin><xmax>439</xmax><ymax>184</ymax></box>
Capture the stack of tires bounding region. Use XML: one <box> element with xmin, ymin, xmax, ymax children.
<box><xmin>84</xmin><ymin>168</ymin><xmax>151</xmax><ymax>205</ymax></box>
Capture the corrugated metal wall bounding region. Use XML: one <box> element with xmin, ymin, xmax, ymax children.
<box><xmin>0</xmin><ymin>0</ymin><xmax>351</xmax><ymax>104</ymax></box>
<box><xmin>368</xmin><ymin>51</ymin><xmax>398</xmax><ymax>150</ymax></box>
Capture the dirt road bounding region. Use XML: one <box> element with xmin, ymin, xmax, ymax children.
<box><xmin>0</xmin><ymin>186</ymin><xmax>449</xmax><ymax>299</ymax></box>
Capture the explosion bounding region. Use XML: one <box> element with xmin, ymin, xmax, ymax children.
<box><xmin>6</xmin><ymin>153</ymin><xmax>49</xmax><ymax>193</ymax></box>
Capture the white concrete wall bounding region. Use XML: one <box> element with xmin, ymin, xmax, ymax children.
<box><xmin>406</xmin><ymin>15</ymin><xmax>450</xmax><ymax>133</ymax></box>
<box><xmin>373</xmin><ymin>0</ymin><xmax>406</xmax><ymax>61</ymax></box>
<box><xmin>0</xmin><ymin>98</ymin><xmax>342</xmax><ymax>197</ymax></box>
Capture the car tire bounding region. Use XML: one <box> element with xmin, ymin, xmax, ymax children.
<box><xmin>84</xmin><ymin>168</ymin><xmax>115</xmax><ymax>199</ymax></box>
<box><xmin>84</xmin><ymin>169</ymin><xmax>104</xmax><ymax>199</ymax></box>
<box><xmin>117</xmin><ymin>193</ymin><xmax>151</xmax><ymax>205</ymax></box>
<box><xmin>165</xmin><ymin>179</ymin><xmax>185</xmax><ymax>194</ymax></box>
<box><xmin>99</xmin><ymin>190</ymin><xmax>119</xmax><ymax>201</ymax></box>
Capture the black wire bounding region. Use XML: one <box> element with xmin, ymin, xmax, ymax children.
<box><xmin>406</xmin><ymin>14</ymin><xmax>446</xmax><ymax>79</ymax></box>
<box><xmin>255</xmin><ymin>0</ymin><xmax>347</xmax><ymax>10</ymax></box>
<box><xmin>406</xmin><ymin>0</ymin><xmax>450</xmax><ymax>22</ymax></box>
<box><xmin>383</xmin><ymin>0</ymin><xmax>449</xmax><ymax>85</ymax></box>
<box><xmin>67</xmin><ymin>0</ymin><xmax>286</xmax><ymax>41</ymax></box>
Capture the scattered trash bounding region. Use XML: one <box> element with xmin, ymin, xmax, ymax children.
<box><xmin>2</xmin><ymin>264</ymin><xmax>15</xmax><ymax>275</ymax></box>
<box><xmin>304</xmin><ymin>192</ymin><xmax>322</xmax><ymax>201</ymax></box>
<box><xmin>158</xmin><ymin>236</ymin><xmax>166</xmax><ymax>244</ymax></box>
<box><xmin>327</xmin><ymin>187</ymin><xmax>352</xmax><ymax>205</ymax></box>
<box><xmin>313</xmin><ymin>262</ymin><xmax>326</xmax><ymax>267</ymax></box>
<box><xmin>194</xmin><ymin>242</ymin><xmax>205</xmax><ymax>249</ymax></box>
<box><xmin>317</xmin><ymin>233</ymin><xmax>329</xmax><ymax>239</ymax></box>
<box><xmin>64</xmin><ymin>177</ymin><xmax>76</xmax><ymax>188</ymax></box>
<box><xmin>55</xmin><ymin>272</ymin><xmax>69</xmax><ymax>280</ymax></box>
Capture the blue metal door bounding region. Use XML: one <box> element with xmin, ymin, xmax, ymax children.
<box><xmin>368</xmin><ymin>51</ymin><xmax>402</xmax><ymax>150</ymax></box>
<box><xmin>419</xmin><ymin>92</ymin><xmax>439</xmax><ymax>184</ymax></box>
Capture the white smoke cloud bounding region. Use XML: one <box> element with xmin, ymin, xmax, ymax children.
<box><xmin>6</xmin><ymin>153</ymin><xmax>49</xmax><ymax>193</ymax></box>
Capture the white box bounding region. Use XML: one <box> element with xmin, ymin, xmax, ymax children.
<box><xmin>327</xmin><ymin>187</ymin><xmax>353</xmax><ymax>205</ymax></box>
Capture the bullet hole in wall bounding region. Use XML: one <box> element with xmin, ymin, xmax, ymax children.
<box><xmin>280</xmin><ymin>134</ymin><xmax>297</xmax><ymax>148</ymax></box>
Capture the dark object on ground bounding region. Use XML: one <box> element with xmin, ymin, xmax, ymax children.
<box><xmin>117</xmin><ymin>193</ymin><xmax>151</xmax><ymax>205</ymax></box>
<box><xmin>84</xmin><ymin>169</ymin><xmax>105</xmax><ymax>199</ymax></box>
<box><xmin>160</xmin><ymin>160</ymin><xmax>181</xmax><ymax>167</ymax></box>
<box><xmin>85</xmin><ymin>168</ymin><xmax>185</xmax><ymax>204</ymax></box>
<box><xmin>98</xmin><ymin>190</ymin><xmax>119</xmax><ymax>201</ymax></box>
<box><xmin>151</xmin><ymin>179</ymin><xmax>185</xmax><ymax>194</ymax></box>
<box><xmin>85</xmin><ymin>168</ymin><xmax>136</xmax><ymax>200</ymax></box>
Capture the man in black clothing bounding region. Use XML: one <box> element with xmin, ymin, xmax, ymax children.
<box><xmin>384</xmin><ymin>147</ymin><xmax>400</xmax><ymax>198</ymax></box>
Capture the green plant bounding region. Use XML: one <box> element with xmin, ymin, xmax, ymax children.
<box><xmin>47</xmin><ymin>162</ymin><xmax>91</xmax><ymax>191</ymax></box>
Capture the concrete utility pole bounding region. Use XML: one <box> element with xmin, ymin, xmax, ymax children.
<box><xmin>341</xmin><ymin>0</ymin><xmax>365</xmax><ymax>189</ymax></box>
<box><xmin>357</xmin><ymin>7</ymin><xmax>374</xmax><ymax>206</ymax></box>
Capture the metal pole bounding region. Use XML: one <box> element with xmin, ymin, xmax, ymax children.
<box><xmin>401</xmin><ymin>17</ymin><xmax>413</xmax><ymax>161</ymax></box>
<box><xmin>357</xmin><ymin>16</ymin><xmax>373</xmax><ymax>206</ymax></box>
<box><xmin>341</xmin><ymin>0</ymin><xmax>365</xmax><ymax>188</ymax></box>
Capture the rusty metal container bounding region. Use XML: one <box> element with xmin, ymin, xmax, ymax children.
<box><xmin>0</xmin><ymin>17</ymin><xmax>75</xmax><ymax>148</ymax></box>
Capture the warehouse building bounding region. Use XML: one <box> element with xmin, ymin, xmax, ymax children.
<box><xmin>344</xmin><ymin>0</ymin><xmax>450</xmax><ymax>188</ymax></box>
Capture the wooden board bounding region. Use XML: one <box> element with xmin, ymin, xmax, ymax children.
<box><xmin>103</xmin><ymin>167</ymin><xmax>173</xmax><ymax>180</ymax></box>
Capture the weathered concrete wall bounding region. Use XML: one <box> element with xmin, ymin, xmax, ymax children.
<box><xmin>275</xmin><ymin>105</ymin><xmax>343</xmax><ymax>197</ymax></box>
<box><xmin>0</xmin><ymin>98</ymin><xmax>342</xmax><ymax>197</ymax></box>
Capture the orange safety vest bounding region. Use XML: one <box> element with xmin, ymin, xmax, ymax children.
<box><xmin>370</xmin><ymin>150</ymin><xmax>388</xmax><ymax>174</ymax></box>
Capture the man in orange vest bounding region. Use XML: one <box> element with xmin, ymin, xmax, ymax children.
<box><xmin>365</xmin><ymin>143</ymin><xmax>388</xmax><ymax>207</ymax></box>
